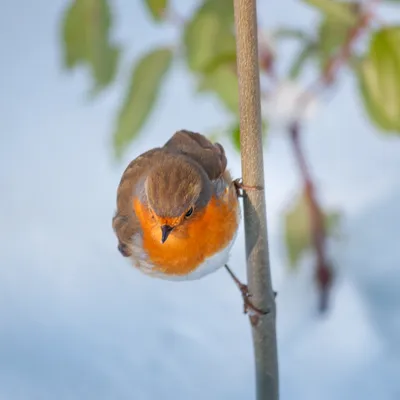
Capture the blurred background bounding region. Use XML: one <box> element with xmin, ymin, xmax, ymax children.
<box><xmin>1</xmin><ymin>0</ymin><xmax>400</xmax><ymax>399</ymax></box>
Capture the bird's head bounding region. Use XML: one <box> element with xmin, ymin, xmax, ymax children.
<box><xmin>143</xmin><ymin>156</ymin><xmax>211</xmax><ymax>243</ymax></box>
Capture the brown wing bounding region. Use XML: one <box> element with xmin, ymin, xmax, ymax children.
<box><xmin>112</xmin><ymin>148</ymin><xmax>162</xmax><ymax>257</ymax></box>
<box><xmin>163</xmin><ymin>130</ymin><xmax>227</xmax><ymax>181</ymax></box>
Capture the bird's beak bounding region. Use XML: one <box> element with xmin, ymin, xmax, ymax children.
<box><xmin>161</xmin><ymin>225</ymin><xmax>173</xmax><ymax>244</ymax></box>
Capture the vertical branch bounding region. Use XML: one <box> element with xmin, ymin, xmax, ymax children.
<box><xmin>233</xmin><ymin>0</ymin><xmax>279</xmax><ymax>399</ymax></box>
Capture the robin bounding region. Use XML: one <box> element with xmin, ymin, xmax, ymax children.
<box><xmin>112</xmin><ymin>130</ymin><xmax>265</xmax><ymax>314</ymax></box>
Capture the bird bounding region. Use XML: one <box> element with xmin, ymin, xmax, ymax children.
<box><xmin>112</xmin><ymin>129</ymin><xmax>265</xmax><ymax>314</ymax></box>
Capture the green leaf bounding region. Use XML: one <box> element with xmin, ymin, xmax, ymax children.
<box><xmin>319</xmin><ymin>19</ymin><xmax>348</xmax><ymax>68</ymax></box>
<box><xmin>183</xmin><ymin>0</ymin><xmax>236</xmax><ymax>73</ymax></box>
<box><xmin>284</xmin><ymin>192</ymin><xmax>340</xmax><ymax>269</ymax></box>
<box><xmin>357</xmin><ymin>27</ymin><xmax>400</xmax><ymax>133</ymax></box>
<box><xmin>231</xmin><ymin>123</ymin><xmax>241</xmax><ymax>152</ymax></box>
<box><xmin>113</xmin><ymin>48</ymin><xmax>173</xmax><ymax>156</ymax></box>
<box><xmin>183</xmin><ymin>0</ymin><xmax>238</xmax><ymax>117</ymax></box>
<box><xmin>198</xmin><ymin>64</ymin><xmax>239</xmax><ymax>114</ymax></box>
<box><xmin>144</xmin><ymin>0</ymin><xmax>168</xmax><ymax>21</ymax></box>
<box><xmin>316</xmin><ymin>3</ymin><xmax>359</xmax><ymax>70</ymax></box>
<box><xmin>273</xmin><ymin>28</ymin><xmax>311</xmax><ymax>42</ymax></box>
<box><xmin>61</xmin><ymin>0</ymin><xmax>120</xmax><ymax>91</ymax></box>
<box><xmin>201</xmin><ymin>51</ymin><xmax>237</xmax><ymax>75</ymax></box>
<box><xmin>62</xmin><ymin>0</ymin><xmax>87</xmax><ymax>68</ymax></box>
<box><xmin>303</xmin><ymin>0</ymin><xmax>358</xmax><ymax>25</ymax></box>
<box><xmin>325</xmin><ymin>211</ymin><xmax>341</xmax><ymax>238</ymax></box>
<box><xmin>285</xmin><ymin>193</ymin><xmax>310</xmax><ymax>268</ymax></box>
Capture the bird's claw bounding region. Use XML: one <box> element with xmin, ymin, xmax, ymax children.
<box><xmin>239</xmin><ymin>283</ymin><xmax>269</xmax><ymax>316</ymax></box>
<box><xmin>224</xmin><ymin>264</ymin><xmax>269</xmax><ymax>317</ymax></box>
<box><xmin>233</xmin><ymin>178</ymin><xmax>263</xmax><ymax>198</ymax></box>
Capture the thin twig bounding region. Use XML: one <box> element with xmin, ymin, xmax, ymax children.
<box><xmin>288</xmin><ymin>0</ymin><xmax>379</xmax><ymax>311</ymax></box>
<box><xmin>289</xmin><ymin>123</ymin><xmax>332</xmax><ymax>312</ymax></box>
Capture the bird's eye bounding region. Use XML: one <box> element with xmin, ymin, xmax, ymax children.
<box><xmin>185</xmin><ymin>207</ymin><xmax>194</xmax><ymax>218</ymax></box>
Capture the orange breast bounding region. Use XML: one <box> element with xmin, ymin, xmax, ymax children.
<box><xmin>133</xmin><ymin>187</ymin><xmax>239</xmax><ymax>276</ymax></box>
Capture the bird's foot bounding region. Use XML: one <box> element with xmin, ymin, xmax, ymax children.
<box><xmin>233</xmin><ymin>178</ymin><xmax>263</xmax><ymax>198</ymax></box>
<box><xmin>238</xmin><ymin>282</ymin><xmax>269</xmax><ymax>316</ymax></box>
<box><xmin>224</xmin><ymin>264</ymin><xmax>268</xmax><ymax>316</ymax></box>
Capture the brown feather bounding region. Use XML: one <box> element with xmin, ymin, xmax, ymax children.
<box><xmin>112</xmin><ymin>130</ymin><xmax>231</xmax><ymax>259</ymax></box>
<box><xmin>164</xmin><ymin>130</ymin><xmax>227</xmax><ymax>180</ymax></box>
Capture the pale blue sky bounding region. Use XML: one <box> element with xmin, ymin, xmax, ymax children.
<box><xmin>1</xmin><ymin>1</ymin><xmax>400</xmax><ymax>399</ymax></box>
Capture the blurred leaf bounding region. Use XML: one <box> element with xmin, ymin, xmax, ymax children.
<box><xmin>198</xmin><ymin>64</ymin><xmax>239</xmax><ymax>114</ymax></box>
<box><xmin>325</xmin><ymin>211</ymin><xmax>341</xmax><ymax>238</ymax></box>
<box><xmin>144</xmin><ymin>0</ymin><xmax>168</xmax><ymax>21</ymax></box>
<box><xmin>202</xmin><ymin>51</ymin><xmax>237</xmax><ymax>74</ymax></box>
<box><xmin>62</xmin><ymin>0</ymin><xmax>87</xmax><ymax>68</ymax></box>
<box><xmin>318</xmin><ymin>19</ymin><xmax>348</xmax><ymax>70</ymax></box>
<box><xmin>113</xmin><ymin>48</ymin><xmax>173</xmax><ymax>156</ymax></box>
<box><xmin>303</xmin><ymin>0</ymin><xmax>358</xmax><ymax>25</ymax></box>
<box><xmin>284</xmin><ymin>192</ymin><xmax>340</xmax><ymax>269</ymax></box>
<box><xmin>231</xmin><ymin>123</ymin><xmax>241</xmax><ymax>151</ymax></box>
<box><xmin>285</xmin><ymin>193</ymin><xmax>310</xmax><ymax>268</ymax></box>
<box><xmin>90</xmin><ymin>46</ymin><xmax>119</xmax><ymax>96</ymax></box>
<box><xmin>289</xmin><ymin>42</ymin><xmax>317</xmax><ymax>78</ymax></box>
<box><xmin>273</xmin><ymin>27</ymin><xmax>311</xmax><ymax>42</ymax></box>
<box><xmin>61</xmin><ymin>0</ymin><xmax>120</xmax><ymax>91</ymax></box>
<box><xmin>183</xmin><ymin>0</ymin><xmax>235</xmax><ymax>73</ymax></box>
<box><xmin>357</xmin><ymin>27</ymin><xmax>400</xmax><ymax>133</ymax></box>
<box><xmin>316</xmin><ymin>3</ymin><xmax>359</xmax><ymax>70</ymax></box>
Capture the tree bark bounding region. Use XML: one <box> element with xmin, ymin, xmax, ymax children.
<box><xmin>233</xmin><ymin>0</ymin><xmax>279</xmax><ymax>398</ymax></box>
